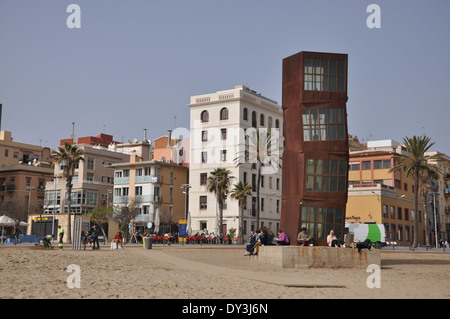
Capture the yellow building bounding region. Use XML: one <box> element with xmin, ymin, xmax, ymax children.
<box><xmin>346</xmin><ymin>140</ymin><xmax>426</xmax><ymax>246</ymax></box>
<box><xmin>111</xmin><ymin>156</ymin><xmax>188</xmax><ymax>235</ymax></box>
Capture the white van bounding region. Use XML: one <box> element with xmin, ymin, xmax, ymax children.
<box><xmin>344</xmin><ymin>222</ymin><xmax>386</xmax><ymax>248</ymax></box>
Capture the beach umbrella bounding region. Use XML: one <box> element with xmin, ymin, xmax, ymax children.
<box><xmin>0</xmin><ymin>215</ymin><xmax>16</xmax><ymax>245</ymax></box>
<box><xmin>0</xmin><ymin>215</ymin><xmax>16</xmax><ymax>226</ymax></box>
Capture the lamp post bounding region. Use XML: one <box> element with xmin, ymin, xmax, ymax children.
<box><xmin>180</xmin><ymin>184</ymin><xmax>191</xmax><ymax>220</ymax></box>
<box><xmin>214</xmin><ymin>176</ymin><xmax>223</xmax><ymax>237</ymax></box>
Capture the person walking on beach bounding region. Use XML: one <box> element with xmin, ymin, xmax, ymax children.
<box><xmin>90</xmin><ymin>225</ymin><xmax>100</xmax><ymax>250</ymax></box>
<box><xmin>58</xmin><ymin>225</ymin><xmax>64</xmax><ymax>249</ymax></box>
<box><xmin>13</xmin><ymin>225</ymin><xmax>20</xmax><ymax>245</ymax></box>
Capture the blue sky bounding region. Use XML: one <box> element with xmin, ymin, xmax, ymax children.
<box><xmin>1</xmin><ymin>0</ymin><xmax>449</xmax><ymax>155</ymax></box>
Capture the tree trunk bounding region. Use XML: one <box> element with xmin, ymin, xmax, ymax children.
<box><xmin>413</xmin><ymin>168</ymin><xmax>419</xmax><ymax>248</ymax></box>
<box><xmin>66</xmin><ymin>178</ymin><xmax>73</xmax><ymax>244</ymax></box>
<box><xmin>238</xmin><ymin>201</ymin><xmax>244</xmax><ymax>245</ymax></box>
<box><xmin>423</xmin><ymin>192</ymin><xmax>430</xmax><ymax>247</ymax></box>
<box><xmin>256</xmin><ymin>164</ymin><xmax>261</xmax><ymax>230</ymax></box>
<box><xmin>219</xmin><ymin>198</ymin><xmax>224</xmax><ymax>239</ymax></box>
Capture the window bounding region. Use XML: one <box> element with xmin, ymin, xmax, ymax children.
<box><xmin>200</xmin><ymin>196</ymin><xmax>207</xmax><ymax>209</ymax></box>
<box><xmin>115</xmin><ymin>171</ymin><xmax>122</xmax><ymax>178</ymax></box>
<box><xmin>275</xmin><ymin>119</ymin><xmax>280</xmax><ymax>129</ymax></box>
<box><xmin>261</xmin><ymin>198</ymin><xmax>264</xmax><ymax>211</ymax></box>
<box><xmin>243</xmin><ymin>108</ymin><xmax>248</xmax><ymax>121</ymax></box>
<box><xmin>252</xmin><ymin>111</ymin><xmax>257</xmax><ymax>128</ymax></box>
<box><xmin>136</xmin><ymin>168</ymin><xmax>143</xmax><ymax>176</ymax></box>
<box><xmin>221</xmin><ymin>128</ymin><xmax>227</xmax><ymax>140</ymax></box>
<box><xmin>202</xmin><ymin>130</ymin><xmax>208</xmax><ymax>141</ymax></box>
<box><xmin>383</xmin><ymin>205</ymin><xmax>388</xmax><ymax>218</ymax></box>
<box><xmin>260</xmin><ymin>114</ymin><xmax>265</xmax><ymax>126</ymax></box>
<box><xmin>404</xmin><ymin>208</ymin><xmax>409</xmax><ymax>220</ymax></box>
<box><xmin>301</xmin><ymin>206</ymin><xmax>344</xmax><ymax>240</ymax></box>
<box><xmin>87</xmin><ymin>158</ymin><xmax>95</xmax><ymax>170</ymax></box>
<box><xmin>123</xmin><ymin>169</ymin><xmax>130</xmax><ymax>177</ymax></box>
<box><xmin>362</xmin><ymin>161</ymin><xmax>371</xmax><ymax>170</ymax></box>
<box><xmin>200</xmin><ymin>173</ymin><xmax>207</xmax><ymax>185</ymax></box>
<box><xmin>201</xmin><ymin>110</ymin><xmax>209</xmax><ymax>123</ymax></box>
<box><xmin>276</xmin><ymin>200</ymin><xmax>280</xmax><ymax>213</ymax></box>
<box><xmin>26</xmin><ymin>177</ymin><xmax>31</xmax><ymax>186</ymax></box>
<box><xmin>201</xmin><ymin>152</ymin><xmax>207</xmax><ymax>163</ymax></box>
<box><xmin>4</xmin><ymin>149</ymin><xmax>8</xmax><ymax>157</ymax></box>
<box><xmin>87</xmin><ymin>173</ymin><xmax>94</xmax><ymax>182</ymax></box>
<box><xmin>304</xmin><ymin>58</ymin><xmax>346</xmax><ymax>92</ymax></box>
<box><xmin>302</xmin><ymin>108</ymin><xmax>346</xmax><ymax>141</ymax></box>
<box><xmin>305</xmin><ymin>159</ymin><xmax>347</xmax><ymax>192</ymax></box>
<box><xmin>349</xmin><ymin>162</ymin><xmax>360</xmax><ymax>171</ymax></box>
<box><xmin>397</xmin><ymin>207</ymin><xmax>402</xmax><ymax>219</ymax></box>
<box><xmin>373</xmin><ymin>160</ymin><xmax>391</xmax><ymax>169</ymax></box>
<box><xmin>221</xmin><ymin>150</ymin><xmax>227</xmax><ymax>162</ymax></box>
<box><xmin>390</xmin><ymin>206</ymin><xmax>395</xmax><ymax>219</ymax></box>
<box><xmin>135</xmin><ymin>186</ymin><xmax>143</xmax><ymax>196</ymax></box>
<box><xmin>220</xmin><ymin>108</ymin><xmax>229</xmax><ymax>120</ymax></box>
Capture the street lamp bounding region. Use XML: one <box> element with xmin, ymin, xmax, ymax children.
<box><xmin>180</xmin><ymin>184</ymin><xmax>191</xmax><ymax>220</ymax></box>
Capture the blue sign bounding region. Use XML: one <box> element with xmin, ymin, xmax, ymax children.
<box><xmin>179</xmin><ymin>220</ymin><xmax>187</xmax><ymax>238</ymax></box>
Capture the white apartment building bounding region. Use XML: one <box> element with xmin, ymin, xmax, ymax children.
<box><xmin>188</xmin><ymin>85</ymin><xmax>283</xmax><ymax>239</ymax></box>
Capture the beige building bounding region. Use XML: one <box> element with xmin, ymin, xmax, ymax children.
<box><xmin>0</xmin><ymin>130</ymin><xmax>52</xmax><ymax>166</ymax></box>
<box><xmin>347</xmin><ymin>140</ymin><xmax>427</xmax><ymax>246</ymax></box>
<box><xmin>0</xmin><ymin>130</ymin><xmax>54</xmax><ymax>235</ymax></box>
<box><xmin>36</xmin><ymin>134</ymin><xmax>151</xmax><ymax>242</ymax></box>
<box><xmin>111</xmin><ymin>156</ymin><xmax>188</xmax><ymax>235</ymax></box>
<box><xmin>426</xmin><ymin>151</ymin><xmax>450</xmax><ymax>242</ymax></box>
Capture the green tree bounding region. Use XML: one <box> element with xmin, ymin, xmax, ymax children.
<box><xmin>88</xmin><ymin>206</ymin><xmax>113</xmax><ymax>240</ymax></box>
<box><xmin>51</xmin><ymin>142</ymin><xmax>85</xmax><ymax>244</ymax></box>
<box><xmin>389</xmin><ymin>135</ymin><xmax>441</xmax><ymax>248</ymax></box>
<box><xmin>234</xmin><ymin>128</ymin><xmax>282</xmax><ymax>229</ymax></box>
<box><xmin>207</xmin><ymin>168</ymin><xmax>234</xmax><ymax>238</ymax></box>
<box><xmin>230</xmin><ymin>181</ymin><xmax>252</xmax><ymax>245</ymax></box>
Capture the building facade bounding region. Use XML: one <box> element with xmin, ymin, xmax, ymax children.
<box><xmin>346</xmin><ymin>140</ymin><xmax>427</xmax><ymax>245</ymax></box>
<box><xmin>282</xmin><ymin>51</ymin><xmax>349</xmax><ymax>246</ymax></box>
<box><xmin>38</xmin><ymin>134</ymin><xmax>150</xmax><ymax>241</ymax></box>
<box><xmin>188</xmin><ymin>85</ymin><xmax>283</xmax><ymax>239</ymax></box>
<box><xmin>111</xmin><ymin>157</ymin><xmax>188</xmax><ymax>235</ymax></box>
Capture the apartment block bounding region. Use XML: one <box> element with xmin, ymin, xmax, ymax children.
<box><xmin>111</xmin><ymin>157</ymin><xmax>188</xmax><ymax>235</ymax></box>
<box><xmin>188</xmin><ymin>85</ymin><xmax>283</xmax><ymax>238</ymax></box>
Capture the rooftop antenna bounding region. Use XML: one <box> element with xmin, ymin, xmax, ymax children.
<box><xmin>71</xmin><ymin>122</ymin><xmax>75</xmax><ymax>143</ymax></box>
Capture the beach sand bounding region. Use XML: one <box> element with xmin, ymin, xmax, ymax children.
<box><xmin>0</xmin><ymin>245</ymin><xmax>449</xmax><ymax>299</ymax></box>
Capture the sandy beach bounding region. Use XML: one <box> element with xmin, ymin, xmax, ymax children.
<box><xmin>0</xmin><ymin>245</ymin><xmax>449</xmax><ymax>300</ymax></box>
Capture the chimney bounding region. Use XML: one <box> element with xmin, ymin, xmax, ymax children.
<box><xmin>167</xmin><ymin>130</ymin><xmax>172</xmax><ymax>148</ymax></box>
<box><xmin>143</xmin><ymin>129</ymin><xmax>148</xmax><ymax>142</ymax></box>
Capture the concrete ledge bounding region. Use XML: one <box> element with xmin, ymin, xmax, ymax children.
<box><xmin>256</xmin><ymin>246</ymin><xmax>380</xmax><ymax>269</ymax></box>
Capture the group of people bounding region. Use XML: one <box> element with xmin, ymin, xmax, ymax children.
<box><xmin>244</xmin><ymin>227</ymin><xmax>342</xmax><ymax>255</ymax></box>
<box><xmin>81</xmin><ymin>224</ymin><xmax>101</xmax><ymax>250</ymax></box>
<box><xmin>244</xmin><ymin>227</ymin><xmax>290</xmax><ymax>256</ymax></box>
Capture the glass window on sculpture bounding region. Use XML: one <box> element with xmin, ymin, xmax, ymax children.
<box><xmin>301</xmin><ymin>205</ymin><xmax>344</xmax><ymax>240</ymax></box>
<box><xmin>302</xmin><ymin>108</ymin><xmax>346</xmax><ymax>142</ymax></box>
<box><xmin>304</xmin><ymin>58</ymin><xmax>346</xmax><ymax>92</ymax></box>
<box><xmin>305</xmin><ymin>159</ymin><xmax>347</xmax><ymax>192</ymax></box>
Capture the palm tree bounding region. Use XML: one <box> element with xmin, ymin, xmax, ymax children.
<box><xmin>52</xmin><ymin>142</ymin><xmax>85</xmax><ymax>244</ymax></box>
<box><xmin>389</xmin><ymin>135</ymin><xmax>441</xmax><ymax>248</ymax></box>
<box><xmin>207</xmin><ymin>168</ymin><xmax>234</xmax><ymax>238</ymax></box>
<box><xmin>230</xmin><ymin>181</ymin><xmax>252</xmax><ymax>245</ymax></box>
<box><xmin>234</xmin><ymin>128</ymin><xmax>282</xmax><ymax>229</ymax></box>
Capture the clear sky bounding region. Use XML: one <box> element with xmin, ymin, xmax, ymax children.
<box><xmin>1</xmin><ymin>0</ymin><xmax>449</xmax><ymax>155</ymax></box>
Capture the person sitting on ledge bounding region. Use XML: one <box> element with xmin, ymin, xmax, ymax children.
<box><xmin>275</xmin><ymin>229</ymin><xmax>290</xmax><ymax>245</ymax></box>
<box><xmin>297</xmin><ymin>227</ymin><xmax>311</xmax><ymax>246</ymax></box>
